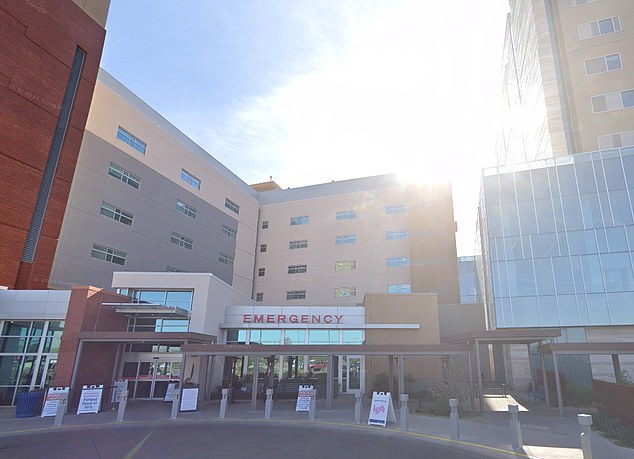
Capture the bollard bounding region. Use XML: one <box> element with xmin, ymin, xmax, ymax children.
<box><xmin>400</xmin><ymin>394</ymin><xmax>409</xmax><ymax>430</ymax></box>
<box><xmin>508</xmin><ymin>404</ymin><xmax>523</xmax><ymax>452</ymax></box>
<box><xmin>170</xmin><ymin>388</ymin><xmax>180</xmax><ymax>420</ymax></box>
<box><xmin>219</xmin><ymin>388</ymin><xmax>229</xmax><ymax>419</ymax></box>
<box><xmin>354</xmin><ymin>393</ymin><xmax>362</xmax><ymax>425</ymax></box>
<box><xmin>308</xmin><ymin>389</ymin><xmax>316</xmax><ymax>421</ymax></box>
<box><xmin>116</xmin><ymin>390</ymin><xmax>128</xmax><ymax>422</ymax></box>
<box><xmin>54</xmin><ymin>395</ymin><xmax>68</xmax><ymax>427</ymax></box>
<box><xmin>449</xmin><ymin>398</ymin><xmax>460</xmax><ymax>440</ymax></box>
<box><xmin>265</xmin><ymin>388</ymin><xmax>273</xmax><ymax>420</ymax></box>
<box><xmin>578</xmin><ymin>414</ymin><xmax>593</xmax><ymax>459</ymax></box>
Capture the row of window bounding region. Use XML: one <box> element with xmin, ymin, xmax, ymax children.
<box><xmin>226</xmin><ymin>328</ymin><xmax>364</xmax><ymax>346</ymax></box>
<box><xmin>256</xmin><ymin>257</ymin><xmax>409</xmax><ymax>277</ymax></box>
<box><xmin>253</xmin><ymin>283</ymin><xmax>411</xmax><ymax>302</ymax></box>
<box><xmin>262</xmin><ymin>206</ymin><xmax>408</xmax><ymax>229</ymax></box>
<box><xmin>259</xmin><ymin>231</ymin><xmax>408</xmax><ymax>253</ymax></box>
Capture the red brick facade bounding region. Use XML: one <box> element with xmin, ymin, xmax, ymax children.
<box><xmin>0</xmin><ymin>1</ymin><xmax>106</xmax><ymax>289</ymax></box>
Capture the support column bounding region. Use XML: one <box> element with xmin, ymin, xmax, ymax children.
<box><xmin>397</xmin><ymin>354</ymin><xmax>405</xmax><ymax>397</ymax></box>
<box><xmin>388</xmin><ymin>355</ymin><xmax>394</xmax><ymax>396</ymax></box>
<box><xmin>69</xmin><ymin>340</ymin><xmax>84</xmax><ymax>406</ymax></box>
<box><xmin>552</xmin><ymin>351</ymin><xmax>564</xmax><ymax>417</ymax></box>
<box><xmin>612</xmin><ymin>354</ymin><xmax>622</xmax><ymax>381</ymax></box>
<box><xmin>540</xmin><ymin>351</ymin><xmax>550</xmax><ymax>407</ymax></box>
<box><xmin>527</xmin><ymin>344</ymin><xmax>535</xmax><ymax>389</ymax></box>
<box><xmin>326</xmin><ymin>354</ymin><xmax>334</xmax><ymax>410</ymax></box>
<box><xmin>251</xmin><ymin>355</ymin><xmax>259</xmax><ymax>411</ymax></box>
<box><xmin>467</xmin><ymin>349</ymin><xmax>474</xmax><ymax>411</ymax></box>
<box><xmin>198</xmin><ymin>356</ymin><xmax>208</xmax><ymax>401</ymax></box>
<box><xmin>475</xmin><ymin>339</ymin><xmax>483</xmax><ymax>413</ymax></box>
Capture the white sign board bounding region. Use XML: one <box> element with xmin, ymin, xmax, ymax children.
<box><xmin>295</xmin><ymin>385</ymin><xmax>313</xmax><ymax>412</ymax></box>
<box><xmin>368</xmin><ymin>392</ymin><xmax>396</xmax><ymax>427</ymax></box>
<box><xmin>41</xmin><ymin>387</ymin><xmax>69</xmax><ymax>418</ymax></box>
<box><xmin>164</xmin><ymin>383</ymin><xmax>176</xmax><ymax>402</ymax></box>
<box><xmin>180</xmin><ymin>387</ymin><xmax>198</xmax><ymax>412</ymax></box>
<box><xmin>112</xmin><ymin>380</ymin><xmax>128</xmax><ymax>403</ymax></box>
<box><xmin>77</xmin><ymin>385</ymin><xmax>103</xmax><ymax>415</ymax></box>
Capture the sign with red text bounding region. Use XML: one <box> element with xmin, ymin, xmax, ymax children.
<box><xmin>368</xmin><ymin>392</ymin><xmax>396</xmax><ymax>427</ymax></box>
<box><xmin>77</xmin><ymin>385</ymin><xmax>103</xmax><ymax>415</ymax></box>
<box><xmin>295</xmin><ymin>385</ymin><xmax>313</xmax><ymax>412</ymax></box>
<box><xmin>242</xmin><ymin>313</ymin><xmax>344</xmax><ymax>325</ymax></box>
<box><xmin>41</xmin><ymin>387</ymin><xmax>69</xmax><ymax>417</ymax></box>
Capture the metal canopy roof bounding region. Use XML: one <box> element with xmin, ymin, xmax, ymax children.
<box><xmin>441</xmin><ymin>328</ymin><xmax>561</xmax><ymax>345</ymax></box>
<box><xmin>538</xmin><ymin>342</ymin><xmax>634</xmax><ymax>355</ymax></box>
<box><xmin>102</xmin><ymin>302</ymin><xmax>190</xmax><ymax>317</ymax></box>
<box><xmin>75</xmin><ymin>331</ymin><xmax>216</xmax><ymax>344</ymax></box>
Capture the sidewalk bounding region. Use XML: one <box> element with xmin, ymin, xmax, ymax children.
<box><xmin>0</xmin><ymin>395</ymin><xmax>632</xmax><ymax>459</ymax></box>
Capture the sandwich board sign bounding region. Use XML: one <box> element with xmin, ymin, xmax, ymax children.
<box><xmin>41</xmin><ymin>387</ymin><xmax>69</xmax><ymax>417</ymax></box>
<box><xmin>368</xmin><ymin>391</ymin><xmax>396</xmax><ymax>427</ymax></box>
<box><xmin>180</xmin><ymin>387</ymin><xmax>198</xmax><ymax>412</ymax></box>
<box><xmin>112</xmin><ymin>380</ymin><xmax>128</xmax><ymax>403</ymax></box>
<box><xmin>295</xmin><ymin>385</ymin><xmax>313</xmax><ymax>412</ymax></box>
<box><xmin>77</xmin><ymin>385</ymin><xmax>103</xmax><ymax>414</ymax></box>
<box><xmin>164</xmin><ymin>382</ymin><xmax>176</xmax><ymax>402</ymax></box>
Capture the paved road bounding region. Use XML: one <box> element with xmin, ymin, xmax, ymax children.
<box><xmin>0</xmin><ymin>421</ymin><xmax>508</xmax><ymax>459</ymax></box>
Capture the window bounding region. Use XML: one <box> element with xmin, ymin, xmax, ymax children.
<box><xmin>100</xmin><ymin>202</ymin><xmax>134</xmax><ymax>226</ymax></box>
<box><xmin>117</xmin><ymin>126</ymin><xmax>146</xmax><ymax>154</ymax></box>
<box><xmin>175</xmin><ymin>200</ymin><xmax>197</xmax><ymax>219</ymax></box>
<box><xmin>166</xmin><ymin>266</ymin><xmax>185</xmax><ymax>272</ymax></box>
<box><xmin>261</xmin><ymin>220</ymin><xmax>269</xmax><ymax>229</ymax></box>
<box><xmin>286</xmin><ymin>290</ymin><xmax>306</xmax><ymax>300</ymax></box>
<box><xmin>260</xmin><ymin>243</ymin><xmax>268</xmax><ymax>253</ymax></box>
<box><xmin>336</xmin><ymin>210</ymin><xmax>356</xmax><ymax>220</ymax></box>
<box><xmin>218</xmin><ymin>252</ymin><xmax>235</xmax><ymax>266</ymax></box>
<box><xmin>289</xmin><ymin>239</ymin><xmax>308</xmax><ymax>249</ymax></box>
<box><xmin>225</xmin><ymin>198</ymin><xmax>239</xmax><ymax>214</ymax></box>
<box><xmin>585</xmin><ymin>53</ymin><xmax>622</xmax><ymax>75</ymax></box>
<box><xmin>573</xmin><ymin>0</ymin><xmax>600</xmax><ymax>5</ymax></box>
<box><xmin>180</xmin><ymin>169</ymin><xmax>200</xmax><ymax>190</ymax></box>
<box><xmin>335</xmin><ymin>234</ymin><xmax>356</xmax><ymax>245</ymax></box>
<box><xmin>170</xmin><ymin>232</ymin><xmax>193</xmax><ymax>250</ymax></box>
<box><xmin>387</xmin><ymin>256</ymin><xmax>410</xmax><ymax>267</ymax></box>
<box><xmin>387</xmin><ymin>283</ymin><xmax>411</xmax><ymax>293</ymax></box>
<box><xmin>255</xmin><ymin>292</ymin><xmax>263</xmax><ymax>302</ymax></box>
<box><xmin>386</xmin><ymin>205</ymin><xmax>407</xmax><ymax>214</ymax></box>
<box><xmin>598</xmin><ymin>130</ymin><xmax>634</xmax><ymax>149</ymax></box>
<box><xmin>592</xmin><ymin>89</ymin><xmax>634</xmax><ymax>113</ymax></box>
<box><xmin>335</xmin><ymin>260</ymin><xmax>356</xmax><ymax>271</ymax></box>
<box><xmin>258</xmin><ymin>267</ymin><xmax>265</xmax><ymax>277</ymax></box>
<box><xmin>578</xmin><ymin>17</ymin><xmax>621</xmax><ymax>40</ymax></box>
<box><xmin>386</xmin><ymin>230</ymin><xmax>409</xmax><ymax>240</ymax></box>
<box><xmin>222</xmin><ymin>225</ymin><xmax>237</xmax><ymax>240</ymax></box>
<box><xmin>335</xmin><ymin>287</ymin><xmax>356</xmax><ymax>298</ymax></box>
<box><xmin>91</xmin><ymin>243</ymin><xmax>126</xmax><ymax>265</ymax></box>
<box><xmin>290</xmin><ymin>215</ymin><xmax>309</xmax><ymax>225</ymax></box>
<box><xmin>108</xmin><ymin>163</ymin><xmax>140</xmax><ymax>189</ymax></box>
<box><xmin>125</xmin><ymin>289</ymin><xmax>193</xmax><ymax>311</ymax></box>
<box><xmin>288</xmin><ymin>264</ymin><xmax>307</xmax><ymax>274</ymax></box>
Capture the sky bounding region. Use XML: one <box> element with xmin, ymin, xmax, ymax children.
<box><xmin>101</xmin><ymin>0</ymin><xmax>510</xmax><ymax>256</ymax></box>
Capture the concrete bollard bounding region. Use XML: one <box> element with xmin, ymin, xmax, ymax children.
<box><xmin>54</xmin><ymin>394</ymin><xmax>68</xmax><ymax>427</ymax></box>
<box><xmin>170</xmin><ymin>388</ymin><xmax>180</xmax><ymax>420</ymax></box>
<box><xmin>400</xmin><ymin>394</ymin><xmax>409</xmax><ymax>430</ymax></box>
<box><xmin>308</xmin><ymin>389</ymin><xmax>316</xmax><ymax>421</ymax></box>
<box><xmin>578</xmin><ymin>414</ymin><xmax>593</xmax><ymax>459</ymax></box>
<box><xmin>116</xmin><ymin>390</ymin><xmax>128</xmax><ymax>422</ymax></box>
<box><xmin>449</xmin><ymin>398</ymin><xmax>460</xmax><ymax>440</ymax></box>
<box><xmin>354</xmin><ymin>393</ymin><xmax>362</xmax><ymax>425</ymax></box>
<box><xmin>265</xmin><ymin>388</ymin><xmax>274</xmax><ymax>420</ymax></box>
<box><xmin>219</xmin><ymin>388</ymin><xmax>229</xmax><ymax>419</ymax></box>
<box><xmin>508</xmin><ymin>404</ymin><xmax>523</xmax><ymax>452</ymax></box>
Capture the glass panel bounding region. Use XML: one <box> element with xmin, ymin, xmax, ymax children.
<box><xmin>501</xmin><ymin>202</ymin><xmax>520</xmax><ymax>236</ymax></box>
<box><xmin>596</xmin><ymin>228</ymin><xmax>608</xmax><ymax>253</ymax></box>
<box><xmin>122</xmin><ymin>362</ymin><xmax>139</xmax><ymax>379</ymax></box>
<box><xmin>0</xmin><ymin>336</ymin><xmax>28</xmax><ymax>353</ymax></box>
<box><xmin>562</xmin><ymin>196</ymin><xmax>584</xmax><ymax>230</ymax></box>
<box><xmin>486</xmin><ymin>205</ymin><xmax>503</xmax><ymax>238</ymax></box>
<box><xmin>575</xmin><ymin>161</ymin><xmax>597</xmax><ymax>194</ymax></box>
<box><xmin>137</xmin><ymin>291</ymin><xmax>166</xmax><ymax>304</ymax></box>
<box><xmin>342</xmin><ymin>331</ymin><xmax>363</xmax><ymax>345</ymax></box>
<box><xmin>2</xmin><ymin>321</ymin><xmax>31</xmax><ymax>336</ymax></box>
<box><xmin>580</xmin><ymin>194</ymin><xmax>603</xmax><ymax>228</ymax></box>
<box><xmin>558</xmin><ymin>295</ymin><xmax>580</xmax><ymax>326</ymax></box>
<box><xmin>283</xmin><ymin>330</ymin><xmax>304</xmax><ymax>345</ymax></box>
<box><xmin>0</xmin><ymin>356</ymin><xmax>22</xmax><ymax>384</ymax></box>
<box><xmin>507</xmin><ymin>260</ymin><xmax>536</xmax><ymax>296</ymax></box>
<box><xmin>604</xmin><ymin>157</ymin><xmax>626</xmax><ymax>190</ymax></box>
<box><xmin>558</xmin><ymin>164</ymin><xmax>578</xmax><ymax>196</ymax></box>
<box><xmin>610</xmin><ymin>190</ymin><xmax>633</xmax><ymax>225</ymax></box>
<box><xmin>607</xmin><ymin>292</ymin><xmax>634</xmax><ymax>323</ymax></box>
<box><xmin>605</xmin><ymin>226</ymin><xmax>627</xmax><ymax>251</ymax></box>
<box><xmin>499</xmin><ymin>174</ymin><xmax>516</xmax><ymax>203</ymax></box>
<box><xmin>531</xmin><ymin>168</ymin><xmax>551</xmax><ymax>199</ymax></box>
<box><xmin>580</xmin><ymin>255</ymin><xmax>604</xmax><ymax>293</ymax></box>
<box><xmin>593</xmin><ymin>160</ymin><xmax>607</xmax><ymax>192</ymax></box>
<box><xmin>576</xmin><ymin>294</ymin><xmax>590</xmax><ymax>326</ymax></box>
<box><xmin>534</xmin><ymin>259</ymin><xmax>555</xmax><ymax>295</ymax></box>
<box><xmin>553</xmin><ymin>257</ymin><xmax>575</xmax><ymax>294</ymax></box>
<box><xmin>601</xmin><ymin>252</ymin><xmax>634</xmax><ymax>292</ymax></box>
<box><xmin>518</xmin><ymin>200</ymin><xmax>538</xmax><ymax>234</ymax></box>
<box><xmin>26</xmin><ymin>337</ymin><xmax>40</xmax><ymax>353</ymax></box>
<box><xmin>510</xmin><ymin>297</ymin><xmax>539</xmax><ymax>327</ymax></box>
<box><xmin>586</xmin><ymin>293</ymin><xmax>610</xmax><ymax>325</ymax></box>
<box><xmin>598</xmin><ymin>192</ymin><xmax>614</xmax><ymax>226</ymax></box>
<box><xmin>135</xmin><ymin>381</ymin><xmax>152</xmax><ymax>398</ymax></box>
<box><xmin>514</xmin><ymin>170</ymin><xmax>533</xmax><ymax>202</ymax></box>
<box><xmin>260</xmin><ymin>330</ymin><xmax>281</xmax><ymax>345</ymax></box>
<box><xmin>535</xmin><ymin>199</ymin><xmax>556</xmax><ymax>233</ymax></box>
<box><xmin>567</xmin><ymin>230</ymin><xmax>597</xmax><ymax>255</ymax></box>
<box><xmin>0</xmin><ymin>387</ymin><xmax>16</xmax><ymax>406</ymax></box>
<box><xmin>504</xmin><ymin>236</ymin><xmax>523</xmax><ymax>260</ymax></box>
<box><xmin>531</xmin><ymin>233</ymin><xmax>558</xmax><ymax>258</ymax></box>
<box><xmin>538</xmin><ymin>296</ymin><xmax>560</xmax><ymax>326</ymax></box>
<box><xmin>165</xmin><ymin>291</ymin><xmax>193</xmax><ymax>310</ymax></box>
<box><xmin>483</xmin><ymin>175</ymin><xmax>500</xmax><ymax>206</ymax></box>
<box><xmin>18</xmin><ymin>356</ymin><xmax>37</xmax><ymax>385</ymax></box>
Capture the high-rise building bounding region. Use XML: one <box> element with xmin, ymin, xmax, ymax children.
<box><xmin>497</xmin><ymin>0</ymin><xmax>634</xmax><ymax>166</ymax></box>
<box><xmin>0</xmin><ymin>0</ymin><xmax>110</xmax><ymax>290</ymax></box>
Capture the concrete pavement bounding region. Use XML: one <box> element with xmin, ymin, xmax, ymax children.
<box><xmin>0</xmin><ymin>394</ymin><xmax>632</xmax><ymax>459</ymax></box>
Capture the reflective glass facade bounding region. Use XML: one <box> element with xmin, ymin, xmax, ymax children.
<box><xmin>458</xmin><ymin>256</ymin><xmax>482</xmax><ymax>304</ymax></box>
<box><xmin>480</xmin><ymin>146</ymin><xmax>634</xmax><ymax>328</ymax></box>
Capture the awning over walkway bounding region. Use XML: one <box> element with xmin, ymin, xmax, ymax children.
<box><xmin>76</xmin><ymin>331</ymin><xmax>217</xmax><ymax>343</ymax></box>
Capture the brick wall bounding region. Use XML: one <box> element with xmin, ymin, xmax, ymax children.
<box><xmin>594</xmin><ymin>379</ymin><xmax>634</xmax><ymax>428</ymax></box>
<box><xmin>0</xmin><ymin>0</ymin><xmax>106</xmax><ymax>289</ymax></box>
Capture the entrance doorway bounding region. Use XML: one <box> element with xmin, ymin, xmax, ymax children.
<box><xmin>121</xmin><ymin>357</ymin><xmax>181</xmax><ymax>399</ymax></box>
<box><xmin>339</xmin><ymin>355</ymin><xmax>363</xmax><ymax>394</ymax></box>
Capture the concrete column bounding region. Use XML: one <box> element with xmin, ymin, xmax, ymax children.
<box><xmin>397</xmin><ymin>354</ymin><xmax>405</xmax><ymax>398</ymax></box>
<box><xmin>219</xmin><ymin>388</ymin><xmax>229</xmax><ymax>418</ymax></box>
<box><xmin>475</xmin><ymin>339</ymin><xmax>483</xmax><ymax>413</ymax></box>
<box><xmin>354</xmin><ymin>392</ymin><xmax>362</xmax><ymax>425</ymax></box>
<box><xmin>116</xmin><ymin>390</ymin><xmax>128</xmax><ymax>422</ymax></box>
<box><xmin>388</xmin><ymin>355</ymin><xmax>394</xmax><ymax>396</ymax></box>
<box><xmin>170</xmin><ymin>388</ymin><xmax>180</xmax><ymax>419</ymax></box>
<box><xmin>309</xmin><ymin>389</ymin><xmax>316</xmax><ymax>421</ymax></box>
<box><xmin>69</xmin><ymin>340</ymin><xmax>84</xmax><ymax>404</ymax></box>
<box><xmin>449</xmin><ymin>399</ymin><xmax>460</xmax><ymax>440</ymax></box>
<box><xmin>467</xmin><ymin>350</ymin><xmax>474</xmax><ymax>411</ymax></box>
<box><xmin>198</xmin><ymin>356</ymin><xmax>208</xmax><ymax>401</ymax></box>
<box><xmin>552</xmin><ymin>352</ymin><xmax>564</xmax><ymax>417</ymax></box>
<box><xmin>399</xmin><ymin>394</ymin><xmax>409</xmax><ymax>430</ymax></box>
<box><xmin>326</xmin><ymin>354</ymin><xmax>334</xmax><ymax>410</ymax></box>
<box><xmin>265</xmin><ymin>388</ymin><xmax>274</xmax><ymax>419</ymax></box>
<box><xmin>578</xmin><ymin>414</ymin><xmax>593</xmax><ymax>459</ymax></box>
<box><xmin>251</xmin><ymin>355</ymin><xmax>259</xmax><ymax>411</ymax></box>
<box><xmin>508</xmin><ymin>404</ymin><xmax>523</xmax><ymax>452</ymax></box>
<box><xmin>527</xmin><ymin>344</ymin><xmax>535</xmax><ymax>389</ymax></box>
<box><xmin>54</xmin><ymin>394</ymin><xmax>68</xmax><ymax>427</ymax></box>
<box><xmin>612</xmin><ymin>354</ymin><xmax>622</xmax><ymax>381</ymax></box>
<box><xmin>540</xmin><ymin>351</ymin><xmax>550</xmax><ymax>407</ymax></box>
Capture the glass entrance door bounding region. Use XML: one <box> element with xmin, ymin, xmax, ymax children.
<box><xmin>339</xmin><ymin>356</ymin><xmax>363</xmax><ymax>394</ymax></box>
<box><xmin>122</xmin><ymin>358</ymin><xmax>181</xmax><ymax>399</ymax></box>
